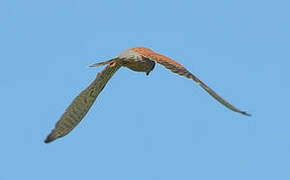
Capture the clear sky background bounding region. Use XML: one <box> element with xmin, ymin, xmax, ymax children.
<box><xmin>1</xmin><ymin>0</ymin><xmax>289</xmax><ymax>179</ymax></box>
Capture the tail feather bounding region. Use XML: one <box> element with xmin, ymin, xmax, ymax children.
<box><xmin>88</xmin><ymin>58</ymin><xmax>116</xmax><ymax>68</ymax></box>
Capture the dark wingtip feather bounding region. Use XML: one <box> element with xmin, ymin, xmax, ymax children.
<box><xmin>44</xmin><ymin>135</ymin><xmax>55</xmax><ymax>144</ymax></box>
<box><xmin>240</xmin><ymin>111</ymin><xmax>252</xmax><ymax>117</ymax></box>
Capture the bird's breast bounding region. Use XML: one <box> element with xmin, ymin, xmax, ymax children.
<box><xmin>123</xmin><ymin>57</ymin><xmax>155</xmax><ymax>74</ymax></box>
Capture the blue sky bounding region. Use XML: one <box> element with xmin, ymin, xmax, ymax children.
<box><xmin>1</xmin><ymin>0</ymin><xmax>289</xmax><ymax>179</ymax></box>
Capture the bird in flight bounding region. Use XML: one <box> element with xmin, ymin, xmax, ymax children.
<box><xmin>44</xmin><ymin>47</ymin><xmax>250</xmax><ymax>143</ymax></box>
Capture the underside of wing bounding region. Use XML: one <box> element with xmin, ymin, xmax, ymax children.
<box><xmin>44</xmin><ymin>62</ymin><xmax>121</xmax><ymax>143</ymax></box>
<box><xmin>134</xmin><ymin>48</ymin><xmax>250</xmax><ymax>116</ymax></box>
<box><xmin>186</xmin><ymin>73</ymin><xmax>251</xmax><ymax>116</ymax></box>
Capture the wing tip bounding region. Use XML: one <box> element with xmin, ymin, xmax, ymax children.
<box><xmin>240</xmin><ymin>111</ymin><xmax>252</xmax><ymax>117</ymax></box>
<box><xmin>44</xmin><ymin>133</ymin><xmax>57</xmax><ymax>144</ymax></box>
<box><xmin>44</xmin><ymin>136</ymin><xmax>53</xmax><ymax>144</ymax></box>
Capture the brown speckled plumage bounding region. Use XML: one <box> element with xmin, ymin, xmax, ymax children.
<box><xmin>44</xmin><ymin>62</ymin><xmax>121</xmax><ymax>143</ymax></box>
<box><xmin>45</xmin><ymin>47</ymin><xmax>250</xmax><ymax>143</ymax></box>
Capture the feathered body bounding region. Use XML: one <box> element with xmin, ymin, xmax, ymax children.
<box><xmin>117</xmin><ymin>48</ymin><xmax>156</xmax><ymax>75</ymax></box>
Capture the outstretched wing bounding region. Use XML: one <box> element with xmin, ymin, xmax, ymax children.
<box><xmin>44</xmin><ymin>62</ymin><xmax>121</xmax><ymax>143</ymax></box>
<box><xmin>132</xmin><ymin>47</ymin><xmax>250</xmax><ymax>116</ymax></box>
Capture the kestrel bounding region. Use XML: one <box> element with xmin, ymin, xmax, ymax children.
<box><xmin>44</xmin><ymin>47</ymin><xmax>250</xmax><ymax>143</ymax></box>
